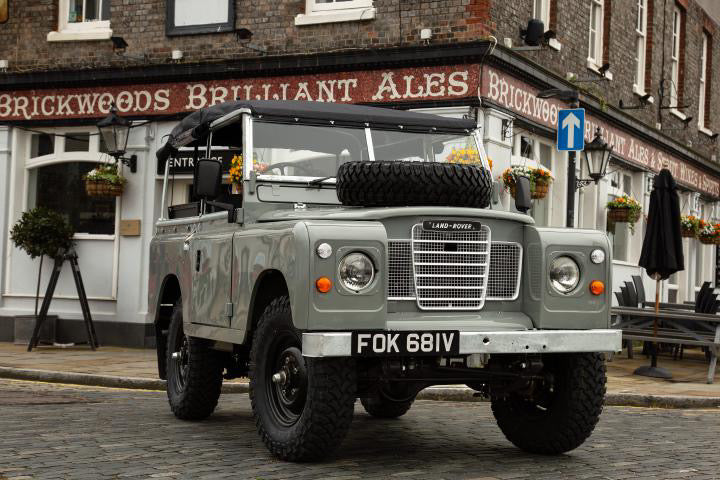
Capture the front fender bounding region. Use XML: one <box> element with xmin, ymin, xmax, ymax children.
<box><xmin>523</xmin><ymin>226</ymin><xmax>612</xmax><ymax>329</ymax></box>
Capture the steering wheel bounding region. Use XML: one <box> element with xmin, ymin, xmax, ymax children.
<box><xmin>263</xmin><ymin>162</ymin><xmax>315</xmax><ymax>176</ymax></box>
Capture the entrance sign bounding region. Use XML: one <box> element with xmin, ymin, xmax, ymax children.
<box><xmin>557</xmin><ymin>109</ymin><xmax>585</xmax><ymax>151</ymax></box>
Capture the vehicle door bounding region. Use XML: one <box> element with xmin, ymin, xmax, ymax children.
<box><xmin>189</xmin><ymin>219</ymin><xmax>234</xmax><ymax>328</ymax></box>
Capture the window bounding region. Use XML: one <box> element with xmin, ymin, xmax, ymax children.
<box><xmin>634</xmin><ymin>0</ymin><xmax>648</xmax><ymax>94</ymax></box>
<box><xmin>588</xmin><ymin>0</ymin><xmax>604</xmax><ymax>68</ymax></box>
<box><xmin>30</xmin><ymin>162</ymin><xmax>115</xmax><ymax>235</ymax></box>
<box><xmin>512</xmin><ymin>135</ymin><xmax>554</xmax><ymax>227</ymax></box>
<box><xmin>533</xmin><ymin>0</ymin><xmax>550</xmax><ymax>27</ymax></box>
<box><xmin>0</xmin><ymin>0</ymin><xmax>7</xmax><ymax>24</ymax></box>
<box><xmin>698</xmin><ymin>32</ymin><xmax>712</xmax><ymax>132</ymax></box>
<box><xmin>47</xmin><ymin>0</ymin><xmax>112</xmax><ymax>42</ymax></box>
<box><xmin>26</xmin><ymin>130</ymin><xmax>116</xmax><ymax>236</ymax></box>
<box><xmin>669</xmin><ymin>5</ymin><xmax>684</xmax><ymax>111</ymax></box>
<box><xmin>166</xmin><ymin>0</ymin><xmax>234</xmax><ymax>36</ymax></box>
<box><xmin>295</xmin><ymin>0</ymin><xmax>376</xmax><ymax>26</ymax></box>
<box><xmin>606</xmin><ymin>168</ymin><xmax>635</xmax><ymax>262</ymax></box>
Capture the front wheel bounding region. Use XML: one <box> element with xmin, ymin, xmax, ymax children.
<box><xmin>491</xmin><ymin>353</ymin><xmax>606</xmax><ymax>455</ymax></box>
<box><xmin>249</xmin><ymin>296</ymin><xmax>357</xmax><ymax>462</ymax></box>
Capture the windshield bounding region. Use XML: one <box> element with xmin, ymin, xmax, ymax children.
<box><xmin>252</xmin><ymin>120</ymin><xmax>483</xmax><ymax>180</ymax></box>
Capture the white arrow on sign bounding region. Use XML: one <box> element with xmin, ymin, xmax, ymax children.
<box><xmin>561</xmin><ymin>112</ymin><xmax>581</xmax><ymax>149</ymax></box>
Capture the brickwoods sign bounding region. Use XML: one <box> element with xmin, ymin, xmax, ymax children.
<box><xmin>481</xmin><ymin>67</ymin><xmax>720</xmax><ymax>197</ymax></box>
<box><xmin>0</xmin><ymin>65</ymin><xmax>477</xmax><ymax>122</ymax></box>
<box><xmin>1</xmin><ymin>63</ymin><xmax>717</xmax><ymax>196</ymax></box>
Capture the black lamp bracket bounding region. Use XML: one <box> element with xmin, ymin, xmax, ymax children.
<box><xmin>575</xmin><ymin>178</ymin><xmax>596</xmax><ymax>190</ymax></box>
<box><xmin>114</xmin><ymin>154</ymin><xmax>137</xmax><ymax>173</ymax></box>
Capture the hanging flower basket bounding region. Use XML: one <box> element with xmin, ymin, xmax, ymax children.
<box><xmin>681</xmin><ymin>227</ymin><xmax>696</xmax><ymax>238</ymax></box>
<box><xmin>532</xmin><ymin>179</ymin><xmax>550</xmax><ymax>199</ymax></box>
<box><xmin>501</xmin><ymin>166</ymin><xmax>554</xmax><ymax>200</ymax></box>
<box><xmin>697</xmin><ymin>220</ymin><xmax>720</xmax><ymax>244</ymax></box>
<box><xmin>85</xmin><ymin>179</ymin><xmax>124</xmax><ymax>197</ymax></box>
<box><xmin>680</xmin><ymin>215</ymin><xmax>699</xmax><ymax>238</ymax></box>
<box><xmin>83</xmin><ymin>164</ymin><xmax>127</xmax><ymax>198</ymax></box>
<box><xmin>607</xmin><ymin>207</ymin><xmax>641</xmax><ymax>223</ymax></box>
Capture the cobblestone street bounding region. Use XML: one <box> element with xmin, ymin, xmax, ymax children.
<box><xmin>0</xmin><ymin>379</ymin><xmax>718</xmax><ymax>480</ymax></box>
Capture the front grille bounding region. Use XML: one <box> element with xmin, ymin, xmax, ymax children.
<box><xmin>387</xmin><ymin>238</ymin><xmax>522</xmax><ymax>305</ymax></box>
<box><xmin>411</xmin><ymin>224</ymin><xmax>491</xmax><ymax>310</ymax></box>
<box><xmin>486</xmin><ymin>242</ymin><xmax>522</xmax><ymax>300</ymax></box>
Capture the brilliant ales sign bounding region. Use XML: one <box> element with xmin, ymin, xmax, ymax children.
<box><xmin>0</xmin><ymin>65</ymin><xmax>476</xmax><ymax>121</ymax></box>
<box><xmin>1</xmin><ymin>63</ymin><xmax>717</xmax><ymax>196</ymax></box>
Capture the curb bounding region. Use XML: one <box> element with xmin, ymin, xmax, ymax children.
<box><xmin>1</xmin><ymin>366</ymin><xmax>718</xmax><ymax>409</ymax></box>
<box><xmin>0</xmin><ymin>366</ymin><xmax>249</xmax><ymax>394</ymax></box>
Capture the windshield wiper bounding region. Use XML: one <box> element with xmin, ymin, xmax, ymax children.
<box><xmin>307</xmin><ymin>176</ymin><xmax>336</xmax><ymax>188</ymax></box>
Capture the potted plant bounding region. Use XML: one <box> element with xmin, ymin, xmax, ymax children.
<box><xmin>680</xmin><ymin>215</ymin><xmax>700</xmax><ymax>238</ymax></box>
<box><xmin>84</xmin><ymin>163</ymin><xmax>127</xmax><ymax>197</ymax></box>
<box><xmin>9</xmin><ymin>207</ymin><xmax>75</xmax><ymax>345</ymax></box>
<box><xmin>501</xmin><ymin>165</ymin><xmax>554</xmax><ymax>200</ymax></box>
<box><xmin>229</xmin><ymin>154</ymin><xmax>268</xmax><ymax>194</ymax></box>
<box><xmin>698</xmin><ymin>220</ymin><xmax>720</xmax><ymax>245</ymax></box>
<box><xmin>445</xmin><ymin>148</ymin><xmax>493</xmax><ymax>169</ymax></box>
<box><xmin>606</xmin><ymin>195</ymin><xmax>642</xmax><ymax>233</ymax></box>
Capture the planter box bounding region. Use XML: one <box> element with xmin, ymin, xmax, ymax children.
<box><xmin>14</xmin><ymin>315</ymin><xmax>58</xmax><ymax>345</ymax></box>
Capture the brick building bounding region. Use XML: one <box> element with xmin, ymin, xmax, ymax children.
<box><xmin>0</xmin><ymin>0</ymin><xmax>717</xmax><ymax>345</ymax></box>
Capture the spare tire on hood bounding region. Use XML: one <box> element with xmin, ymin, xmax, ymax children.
<box><xmin>336</xmin><ymin>161</ymin><xmax>493</xmax><ymax>208</ymax></box>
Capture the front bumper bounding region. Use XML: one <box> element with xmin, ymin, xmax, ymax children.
<box><xmin>302</xmin><ymin>329</ymin><xmax>622</xmax><ymax>357</ymax></box>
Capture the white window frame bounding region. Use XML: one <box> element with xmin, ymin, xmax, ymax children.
<box><xmin>698</xmin><ymin>32</ymin><xmax>712</xmax><ymax>134</ymax></box>
<box><xmin>633</xmin><ymin>0</ymin><xmax>648</xmax><ymax>95</ymax></box>
<box><xmin>669</xmin><ymin>6</ymin><xmax>682</xmax><ymax>113</ymax></box>
<box><xmin>47</xmin><ymin>0</ymin><xmax>112</xmax><ymax>42</ymax></box>
<box><xmin>511</xmin><ymin>134</ymin><xmax>555</xmax><ymax>227</ymax></box>
<box><xmin>606</xmin><ymin>167</ymin><xmax>635</xmax><ymax>263</ymax></box>
<box><xmin>3</xmin><ymin>127</ymin><xmax>121</xmax><ymax>301</ymax></box>
<box><xmin>587</xmin><ymin>0</ymin><xmax>604</xmax><ymax>69</ymax></box>
<box><xmin>295</xmin><ymin>0</ymin><xmax>376</xmax><ymax>26</ymax></box>
<box><xmin>533</xmin><ymin>0</ymin><xmax>550</xmax><ymax>27</ymax></box>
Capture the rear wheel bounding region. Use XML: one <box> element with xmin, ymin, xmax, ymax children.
<box><xmin>249</xmin><ymin>296</ymin><xmax>357</xmax><ymax>462</ymax></box>
<box><xmin>165</xmin><ymin>305</ymin><xmax>224</xmax><ymax>420</ymax></box>
<box><xmin>361</xmin><ymin>390</ymin><xmax>414</xmax><ymax>419</ymax></box>
<box><xmin>490</xmin><ymin>353</ymin><xmax>606</xmax><ymax>455</ymax></box>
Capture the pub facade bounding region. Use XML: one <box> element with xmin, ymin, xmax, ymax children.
<box><xmin>0</xmin><ymin>1</ymin><xmax>718</xmax><ymax>346</ymax></box>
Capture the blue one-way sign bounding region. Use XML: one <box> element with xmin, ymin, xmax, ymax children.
<box><xmin>557</xmin><ymin>108</ymin><xmax>585</xmax><ymax>151</ymax></box>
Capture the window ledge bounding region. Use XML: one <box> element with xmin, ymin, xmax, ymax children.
<box><xmin>699</xmin><ymin>126</ymin><xmax>715</xmax><ymax>137</ymax></box>
<box><xmin>547</xmin><ymin>38</ymin><xmax>562</xmax><ymax>51</ymax></box>
<box><xmin>586</xmin><ymin>60</ymin><xmax>613</xmax><ymax>80</ymax></box>
<box><xmin>669</xmin><ymin>108</ymin><xmax>687</xmax><ymax>121</ymax></box>
<box><xmin>295</xmin><ymin>8</ymin><xmax>376</xmax><ymax>26</ymax></box>
<box><xmin>47</xmin><ymin>28</ymin><xmax>113</xmax><ymax>42</ymax></box>
<box><xmin>632</xmin><ymin>85</ymin><xmax>654</xmax><ymax>103</ymax></box>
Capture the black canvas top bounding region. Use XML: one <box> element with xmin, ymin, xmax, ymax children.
<box><xmin>157</xmin><ymin>100</ymin><xmax>477</xmax><ymax>161</ymax></box>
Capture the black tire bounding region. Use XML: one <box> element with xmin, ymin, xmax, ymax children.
<box><xmin>336</xmin><ymin>161</ymin><xmax>493</xmax><ymax>208</ymax></box>
<box><xmin>249</xmin><ymin>296</ymin><xmax>357</xmax><ymax>462</ymax></box>
<box><xmin>361</xmin><ymin>392</ymin><xmax>414</xmax><ymax>419</ymax></box>
<box><xmin>166</xmin><ymin>305</ymin><xmax>224</xmax><ymax>420</ymax></box>
<box><xmin>490</xmin><ymin>353</ymin><xmax>606</xmax><ymax>455</ymax></box>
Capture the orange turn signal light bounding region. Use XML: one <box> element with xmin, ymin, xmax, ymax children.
<box><xmin>589</xmin><ymin>280</ymin><xmax>605</xmax><ymax>296</ymax></box>
<box><xmin>316</xmin><ymin>277</ymin><xmax>332</xmax><ymax>293</ymax></box>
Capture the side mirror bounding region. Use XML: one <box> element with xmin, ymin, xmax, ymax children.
<box><xmin>514</xmin><ymin>175</ymin><xmax>532</xmax><ymax>213</ymax></box>
<box><xmin>193</xmin><ymin>158</ymin><xmax>222</xmax><ymax>200</ymax></box>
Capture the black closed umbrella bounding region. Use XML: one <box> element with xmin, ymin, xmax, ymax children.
<box><xmin>636</xmin><ymin>167</ymin><xmax>684</xmax><ymax>379</ymax></box>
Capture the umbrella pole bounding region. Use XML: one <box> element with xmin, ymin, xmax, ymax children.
<box><xmin>633</xmin><ymin>277</ymin><xmax>673</xmax><ymax>379</ymax></box>
<box><xmin>651</xmin><ymin>278</ymin><xmax>659</xmax><ymax>368</ymax></box>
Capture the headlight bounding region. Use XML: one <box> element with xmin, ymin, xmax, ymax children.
<box><xmin>549</xmin><ymin>256</ymin><xmax>580</xmax><ymax>294</ymax></box>
<box><xmin>338</xmin><ymin>252</ymin><xmax>375</xmax><ymax>292</ymax></box>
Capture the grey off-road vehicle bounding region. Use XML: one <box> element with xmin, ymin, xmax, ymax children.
<box><xmin>150</xmin><ymin>100</ymin><xmax>621</xmax><ymax>462</ymax></box>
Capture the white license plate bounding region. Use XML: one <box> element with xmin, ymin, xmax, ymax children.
<box><xmin>351</xmin><ymin>331</ymin><xmax>460</xmax><ymax>356</ymax></box>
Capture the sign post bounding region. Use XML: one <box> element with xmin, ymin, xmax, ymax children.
<box><xmin>557</xmin><ymin>108</ymin><xmax>585</xmax><ymax>228</ymax></box>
